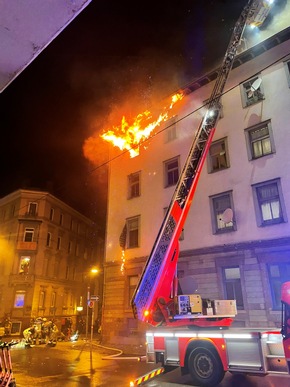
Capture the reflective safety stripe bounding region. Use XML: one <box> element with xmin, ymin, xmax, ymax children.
<box><xmin>133</xmin><ymin>367</ymin><xmax>165</xmax><ymax>385</ymax></box>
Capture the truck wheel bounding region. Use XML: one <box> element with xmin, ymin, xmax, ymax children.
<box><xmin>188</xmin><ymin>346</ymin><xmax>225</xmax><ymax>387</ymax></box>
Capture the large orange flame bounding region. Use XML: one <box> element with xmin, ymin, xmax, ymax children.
<box><xmin>101</xmin><ymin>93</ymin><xmax>183</xmax><ymax>157</ymax></box>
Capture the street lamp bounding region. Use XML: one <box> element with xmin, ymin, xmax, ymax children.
<box><xmin>85</xmin><ymin>267</ymin><xmax>99</xmax><ymax>340</ymax></box>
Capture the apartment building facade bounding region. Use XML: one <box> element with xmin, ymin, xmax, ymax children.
<box><xmin>0</xmin><ymin>189</ymin><xmax>101</xmax><ymax>335</ymax></box>
<box><xmin>102</xmin><ymin>25</ymin><xmax>290</xmax><ymax>345</ymax></box>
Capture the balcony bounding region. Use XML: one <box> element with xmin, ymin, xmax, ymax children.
<box><xmin>9</xmin><ymin>274</ymin><xmax>35</xmax><ymax>286</ymax></box>
<box><xmin>16</xmin><ymin>241</ymin><xmax>37</xmax><ymax>251</ymax></box>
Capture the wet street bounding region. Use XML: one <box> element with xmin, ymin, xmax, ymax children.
<box><xmin>9</xmin><ymin>339</ymin><xmax>290</xmax><ymax>387</ymax></box>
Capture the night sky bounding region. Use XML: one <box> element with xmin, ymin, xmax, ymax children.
<box><xmin>0</xmin><ymin>0</ymin><xmax>249</xmax><ymax>231</ymax></box>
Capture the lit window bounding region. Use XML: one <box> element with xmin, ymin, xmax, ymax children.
<box><xmin>19</xmin><ymin>256</ymin><xmax>30</xmax><ymax>274</ymax></box>
<box><xmin>164</xmin><ymin>156</ymin><xmax>179</xmax><ymax>187</ymax></box>
<box><xmin>128</xmin><ymin>172</ymin><xmax>141</xmax><ymax>199</ymax></box>
<box><xmin>164</xmin><ymin>116</ymin><xmax>177</xmax><ymax>143</ymax></box>
<box><xmin>241</xmin><ymin>76</ymin><xmax>264</xmax><ymax>107</ymax></box>
<box><xmin>252</xmin><ymin>179</ymin><xmax>287</xmax><ymax>226</ymax></box>
<box><xmin>14</xmin><ymin>291</ymin><xmax>25</xmax><ymax>308</ymax></box>
<box><xmin>210</xmin><ymin>191</ymin><xmax>236</xmax><ymax>234</ymax></box>
<box><xmin>127</xmin><ymin>216</ymin><xmax>140</xmax><ymax>248</ymax></box>
<box><xmin>245</xmin><ymin>120</ymin><xmax>274</xmax><ymax>160</ymax></box>
<box><xmin>268</xmin><ymin>263</ymin><xmax>290</xmax><ymax>310</ymax></box>
<box><xmin>24</xmin><ymin>228</ymin><xmax>34</xmax><ymax>242</ymax></box>
<box><xmin>223</xmin><ymin>267</ymin><xmax>244</xmax><ymax>310</ymax></box>
<box><xmin>28</xmin><ymin>202</ymin><xmax>37</xmax><ymax>216</ymax></box>
<box><xmin>208</xmin><ymin>138</ymin><xmax>229</xmax><ymax>172</ymax></box>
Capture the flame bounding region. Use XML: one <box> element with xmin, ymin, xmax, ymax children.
<box><xmin>101</xmin><ymin>93</ymin><xmax>183</xmax><ymax>157</ymax></box>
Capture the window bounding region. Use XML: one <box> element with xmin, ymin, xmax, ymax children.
<box><xmin>128</xmin><ymin>275</ymin><xmax>138</xmax><ymax>306</ymax></box>
<box><xmin>284</xmin><ymin>60</ymin><xmax>290</xmax><ymax>87</ymax></box>
<box><xmin>65</xmin><ymin>265</ymin><xmax>70</xmax><ymax>280</ymax></box>
<box><xmin>24</xmin><ymin>228</ymin><xmax>34</xmax><ymax>242</ymax></box>
<box><xmin>68</xmin><ymin>241</ymin><xmax>72</xmax><ymax>254</ymax></box>
<box><xmin>14</xmin><ymin>291</ymin><xmax>25</xmax><ymax>308</ymax></box>
<box><xmin>245</xmin><ymin>120</ymin><xmax>274</xmax><ymax>160</ymax></box>
<box><xmin>19</xmin><ymin>256</ymin><xmax>30</xmax><ymax>274</ymax></box>
<box><xmin>241</xmin><ymin>76</ymin><xmax>264</xmax><ymax>107</ymax></box>
<box><xmin>164</xmin><ymin>116</ymin><xmax>177</xmax><ymax>143</ymax></box>
<box><xmin>46</xmin><ymin>232</ymin><xmax>51</xmax><ymax>247</ymax></box>
<box><xmin>57</xmin><ymin>236</ymin><xmax>61</xmax><ymax>250</ymax></box>
<box><xmin>28</xmin><ymin>202</ymin><xmax>37</xmax><ymax>216</ymax></box>
<box><xmin>223</xmin><ymin>267</ymin><xmax>244</xmax><ymax>310</ymax></box>
<box><xmin>75</xmin><ymin>243</ymin><xmax>79</xmax><ymax>256</ymax></box>
<box><xmin>208</xmin><ymin>138</ymin><xmax>229</xmax><ymax>172</ymax></box>
<box><xmin>268</xmin><ymin>263</ymin><xmax>290</xmax><ymax>310</ymax></box>
<box><xmin>60</xmin><ymin>213</ymin><xmax>63</xmax><ymax>226</ymax></box>
<box><xmin>49</xmin><ymin>208</ymin><xmax>54</xmax><ymax>221</ymax></box>
<box><xmin>210</xmin><ymin>191</ymin><xmax>236</xmax><ymax>234</ymax></box>
<box><xmin>51</xmin><ymin>292</ymin><xmax>56</xmax><ymax>308</ymax></box>
<box><xmin>252</xmin><ymin>179</ymin><xmax>287</xmax><ymax>226</ymax></box>
<box><xmin>127</xmin><ymin>216</ymin><xmax>140</xmax><ymax>248</ymax></box>
<box><xmin>39</xmin><ymin>291</ymin><xmax>45</xmax><ymax>308</ymax></box>
<box><xmin>128</xmin><ymin>172</ymin><xmax>141</xmax><ymax>199</ymax></box>
<box><xmin>164</xmin><ymin>156</ymin><xmax>179</xmax><ymax>187</ymax></box>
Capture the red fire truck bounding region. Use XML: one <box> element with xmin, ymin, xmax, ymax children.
<box><xmin>131</xmin><ymin>0</ymin><xmax>290</xmax><ymax>386</ymax></box>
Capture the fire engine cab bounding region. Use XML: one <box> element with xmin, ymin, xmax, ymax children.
<box><xmin>130</xmin><ymin>0</ymin><xmax>290</xmax><ymax>386</ymax></box>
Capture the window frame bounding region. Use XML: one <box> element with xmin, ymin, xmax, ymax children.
<box><xmin>209</xmin><ymin>191</ymin><xmax>236</xmax><ymax>234</ymax></box>
<box><xmin>14</xmin><ymin>291</ymin><xmax>25</xmax><ymax>308</ymax></box>
<box><xmin>126</xmin><ymin>216</ymin><xmax>140</xmax><ymax>249</ymax></box>
<box><xmin>128</xmin><ymin>171</ymin><xmax>141</xmax><ymax>199</ymax></box>
<box><xmin>208</xmin><ymin>137</ymin><xmax>230</xmax><ymax>173</ymax></box>
<box><xmin>28</xmin><ymin>202</ymin><xmax>37</xmax><ymax>216</ymax></box>
<box><xmin>268</xmin><ymin>262</ymin><xmax>290</xmax><ymax>310</ymax></box>
<box><xmin>240</xmin><ymin>75</ymin><xmax>265</xmax><ymax>108</ymax></box>
<box><xmin>164</xmin><ymin>116</ymin><xmax>177</xmax><ymax>143</ymax></box>
<box><xmin>128</xmin><ymin>275</ymin><xmax>139</xmax><ymax>307</ymax></box>
<box><xmin>223</xmin><ymin>266</ymin><xmax>244</xmax><ymax>310</ymax></box>
<box><xmin>164</xmin><ymin>156</ymin><xmax>180</xmax><ymax>188</ymax></box>
<box><xmin>245</xmin><ymin>120</ymin><xmax>275</xmax><ymax>160</ymax></box>
<box><xmin>24</xmin><ymin>228</ymin><xmax>34</xmax><ymax>242</ymax></box>
<box><xmin>252</xmin><ymin>178</ymin><xmax>287</xmax><ymax>227</ymax></box>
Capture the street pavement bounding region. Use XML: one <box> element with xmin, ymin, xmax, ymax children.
<box><xmin>8</xmin><ymin>338</ymin><xmax>290</xmax><ymax>387</ymax></box>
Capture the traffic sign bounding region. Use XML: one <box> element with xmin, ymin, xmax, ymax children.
<box><xmin>88</xmin><ymin>300</ymin><xmax>94</xmax><ymax>308</ymax></box>
<box><xmin>90</xmin><ymin>295</ymin><xmax>99</xmax><ymax>301</ymax></box>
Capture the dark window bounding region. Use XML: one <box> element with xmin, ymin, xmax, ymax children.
<box><xmin>24</xmin><ymin>228</ymin><xmax>34</xmax><ymax>242</ymax></box>
<box><xmin>46</xmin><ymin>232</ymin><xmax>51</xmax><ymax>247</ymax></box>
<box><xmin>268</xmin><ymin>263</ymin><xmax>290</xmax><ymax>310</ymax></box>
<box><xmin>210</xmin><ymin>192</ymin><xmax>236</xmax><ymax>234</ymax></box>
<box><xmin>208</xmin><ymin>138</ymin><xmax>229</xmax><ymax>172</ymax></box>
<box><xmin>128</xmin><ymin>275</ymin><xmax>138</xmax><ymax>306</ymax></box>
<box><xmin>164</xmin><ymin>157</ymin><xmax>179</xmax><ymax>187</ymax></box>
<box><xmin>28</xmin><ymin>202</ymin><xmax>37</xmax><ymax>215</ymax></box>
<box><xmin>128</xmin><ymin>172</ymin><xmax>140</xmax><ymax>199</ymax></box>
<box><xmin>252</xmin><ymin>179</ymin><xmax>286</xmax><ymax>226</ymax></box>
<box><xmin>49</xmin><ymin>208</ymin><xmax>54</xmax><ymax>221</ymax></box>
<box><xmin>245</xmin><ymin>121</ymin><xmax>274</xmax><ymax>160</ymax></box>
<box><xmin>224</xmin><ymin>267</ymin><xmax>244</xmax><ymax>310</ymax></box>
<box><xmin>127</xmin><ymin>217</ymin><xmax>139</xmax><ymax>248</ymax></box>
<box><xmin>241</xmin><ymin>76</ymin><xmax>264</xmax><ymax>107</ymax></box>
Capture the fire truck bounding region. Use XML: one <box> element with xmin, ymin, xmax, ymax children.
<box><xmin>131</xmin><ymin>0</ymin><xmax>290</xmax><ymax>386</ymax></box>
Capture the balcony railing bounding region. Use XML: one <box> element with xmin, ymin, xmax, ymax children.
<box><xmin>9</xmin><ymin>274</ymin><xmax>35</xmax><ymax>285</ymax></box>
